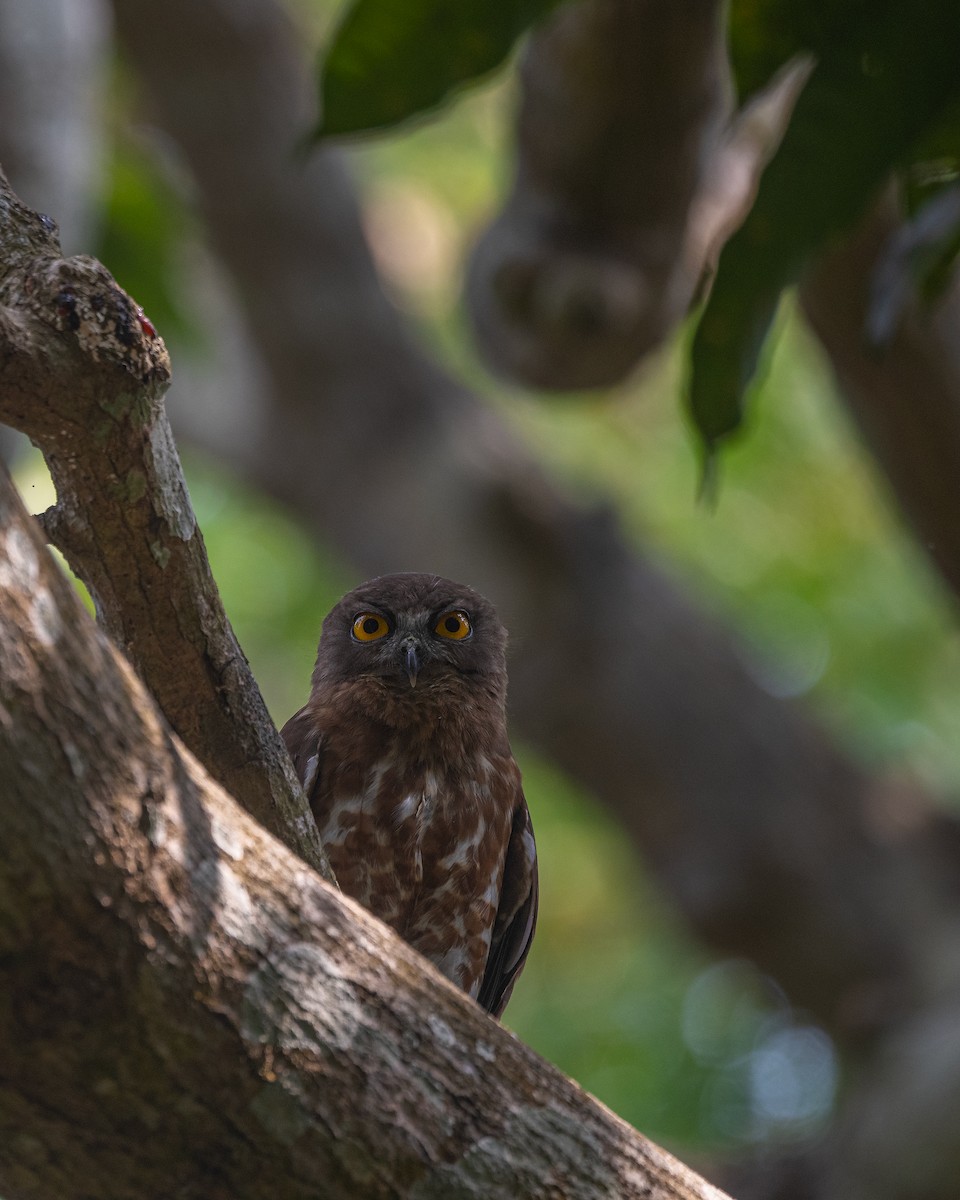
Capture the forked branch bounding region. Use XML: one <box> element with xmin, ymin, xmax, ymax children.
<box><xmin>0</xmin><ymin>166</ymin><xmax>330</xmax><ymax>879</ymax></box>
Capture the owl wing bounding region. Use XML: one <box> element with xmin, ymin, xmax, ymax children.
<box><xmin>477</xmin><ymin>793</ymin><xmax>539</xmax><ymax>1019</ymax></box>
<box><xmin>280</xmin><ymin>705</ymin><xmax>325</xmax><ymax>803</ymax></box>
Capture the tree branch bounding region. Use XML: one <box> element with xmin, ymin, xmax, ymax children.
<box><xmin>463</xmin><ymin>2</ymin><xmax>811</xmax><ymax>391</ymax></box>
<box><xmin>466</xmin><ymin>0</ymin><xmax>732</xmax><ymax>389</ymax></box>
<box><xmin>801</xmin><ymin>186</ymin><xmax>960</xmax><ymax>605</ymax></box>
<box><xmin>0</xmin><ymin>165</ymin><xmax>331</xmax><ymax>880</ymax></box>
<box><xmin>0</xmin><ymin>0</ymin><xmax>108</xmax><ymax>255</ymax></box>
<box><xmin>0</xmin><ymin>456</ymin><xmax>729</xmax><ymax>1200</ymax></box>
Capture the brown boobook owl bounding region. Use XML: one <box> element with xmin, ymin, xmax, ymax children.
<box><xmin>281</xmin><ymin>573</ymin><xmax>538</xmax><ymax>1017</ymax></box>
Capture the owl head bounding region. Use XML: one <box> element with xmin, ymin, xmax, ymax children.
<box><xmin>311</xmin><ymin>573</ymin><xmax>508</xmax><ymax>702</ymax></box>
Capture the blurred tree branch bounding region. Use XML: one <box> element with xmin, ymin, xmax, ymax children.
<box><xmin>0</xmin><ymin>0</ymin><xmax>107</xmax><ymax>467</ymax></box>
<box><xmin>0</xmin><ymin>447</ymin><xmax>729</xmax><ymax>1200</ymax></box>
<box><xmin>463</xmin><ymin>0</ymin><xmax>808</xmax><ymax>390</ymax></box>
<box><xmin>0</xmin><ymin>0</ymin><xmax>107</xmax><ymax>254</ymax></box>
<box><xmin>466</xmin><ymin>0</ymin><xmax>732</xmax><ymax>389</ymax></box>
<box><xmin>802</xmin><ymin>186</ymin><xmax>960</xmax><ymax>605</ymax></box>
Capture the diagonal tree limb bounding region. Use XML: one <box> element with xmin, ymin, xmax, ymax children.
<box><xmin>0</xmin><ymin>165</ymin><xmax>331</xmax><ymax>880</ymax></box>
<box><xmin>0</xmin><ymin>454</ymin><xmax>730</xmax><ymax>1200</ymax></box>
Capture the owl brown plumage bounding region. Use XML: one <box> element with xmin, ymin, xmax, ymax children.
<box><xmin>281</xmin><ymin>573</ymin><xmax>538</xmax><ymax>1018</ymax></box>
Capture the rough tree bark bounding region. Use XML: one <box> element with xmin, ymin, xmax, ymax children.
<box><xmin>0</xmin><ymin>454</ymin><xmax>731</xmax><ymax>1200</ymax></box>
<box><xmin>0</xmin><ymin>165</ymin><xmax>330</xmax><ymax>880</ymax></box>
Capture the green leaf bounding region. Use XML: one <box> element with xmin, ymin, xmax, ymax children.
<box><xmin>690</xmin><ymin>0</ymin><xmax>960</xmax><ymax>453</ymax></box>
<box><xmin>315</xmin><ymin>0</ymin><xmax>566</xmax><ymax>139</ymax></box>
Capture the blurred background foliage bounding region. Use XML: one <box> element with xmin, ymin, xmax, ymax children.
<box><xmin>314</xmin><ymin>0</ymin><xmax>960</xmax><ymax>455</ymax></box>
<box><xmin>12</xmin><ymin>0</ymin><xmax>960</xmax><ymax>1161</ymax></box>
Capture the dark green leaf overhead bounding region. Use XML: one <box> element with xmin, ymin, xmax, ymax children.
<box><xmin>690</xmin><ymin>0</ymin><xmax>960</xmax><ymax>455</ymax></box>
<box><xmin>315</xmin><ymin>0</ymin><xmax>567</xmax><ymax>139</ymax></box>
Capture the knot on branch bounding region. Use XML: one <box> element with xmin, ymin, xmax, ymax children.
<box><xmin>39</xmin><ymin>257</ymin><xmax>171</xmax><ymax>392</ymax></box>
<box><xmin>36</xmin><ymin>499</ymin><xmax>94</xmax><ymax>567</ymax></box>
<box><xmin>0</xmin><ymin>165</ymin><xmax>171</xmax><ymax>440</ymax></box>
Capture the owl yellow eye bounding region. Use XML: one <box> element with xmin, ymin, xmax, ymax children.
<box><xmin>352</xmin><ymin>612</ymin><xmax>390</xmax><ymax>642</ymax></box>
<box><xmin>435</xmin><ymin>610</ymin><xmax>471</xmax><ymax>640</ymax></box>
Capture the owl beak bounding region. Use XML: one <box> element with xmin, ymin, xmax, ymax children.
<box><xmin>400</xmin><ymin>637</ymin><xmax>421</xmax><ymax>688</ymax></box>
